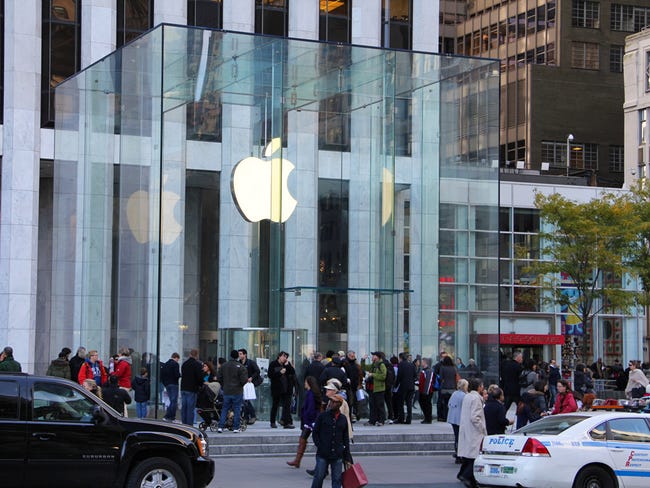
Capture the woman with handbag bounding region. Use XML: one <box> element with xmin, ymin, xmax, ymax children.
<box><xmin>287</xmin><ymin>376</ymin><xmax>322</xmax><ymax>468</ymax></box>
<box><xmin>625</xmin><ymin>360</ymin><xmax>649</xmax><ymax>399</ymax></box>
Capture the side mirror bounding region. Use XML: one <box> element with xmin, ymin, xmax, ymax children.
<box><xmin>92</xmin><ymin>405</ymin><xmax>109</xmax><ymax>425</ymax></box>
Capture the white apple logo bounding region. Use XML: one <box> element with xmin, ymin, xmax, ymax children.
<box><xmin>126</xmin><ymin>175</ymin><xmax>183</xmax><ymax>245</ymax></box>
<box><xmin>231</xmin><ymin>138</ymin><xmax>298</xmax><ymax>223</ymax></box>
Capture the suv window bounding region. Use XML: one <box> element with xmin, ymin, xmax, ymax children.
<box><xmin>0</xmin><ymin>380</ymin><xmax>19</xmax><ymax>419</ymax></box>
<box><xmin>609</xmin><ymin>418</ymin><xmax>650</xmax><ymax>443</ymax></box>
<box><xmin>33</xmin><ymin>382</ymin><xmax>96</xmax><ymax>423</ymax></box>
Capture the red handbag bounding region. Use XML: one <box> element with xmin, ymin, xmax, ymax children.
<box><xmin>342</xmin><ymin>462</ymin><xmax>369</xmax><ymax>488</ymax></box>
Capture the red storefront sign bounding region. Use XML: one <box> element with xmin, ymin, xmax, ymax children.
<box><xmin>477</xmin><ymin>334</ymin><xmax>564</xmax><ymax>345</ymax></box>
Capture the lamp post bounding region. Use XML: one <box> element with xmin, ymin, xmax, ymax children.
<box><xmin>566</xmin><ymin>134</ymin><xmax>574</xmax><ymax>176</ymax></box>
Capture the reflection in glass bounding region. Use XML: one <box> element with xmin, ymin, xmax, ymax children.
<box><xmin>117</xmin><ymin>0</ymin><xmax>152</xmax><ymax>47</ymax></box>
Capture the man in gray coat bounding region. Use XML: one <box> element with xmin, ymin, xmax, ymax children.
<box><xmin>457</xmin><ymin>378</ymin><xmax>486</xmax><ymax>488</ymax></box>
<box><xmin>216</xmin><ymin>349</ymin><xmax>248</xmax><ymax>433</ymax></box>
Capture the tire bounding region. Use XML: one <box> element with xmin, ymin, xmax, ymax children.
<box><xmin>573</xmin><ymin>466</ymin><xmax>615</xmax><ymax>488</ymax></box>
<box><xmin>126</xmin><ymin>457</ymin><xmax>188</xmax><ymax>488</ymax></box>
<box><xmin>198</xmin><ymin>421</ymin><xmax>208</xmax><ymax>431</ymax></box>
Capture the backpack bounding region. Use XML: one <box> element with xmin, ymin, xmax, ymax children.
<box><xmin>383</xmin><ymin>359</ymin><xmax>396</xmax><ymax>388</ymax></box>
<box><xmin>518</xmin><ymin>369</ymin><xmax>530</xmax><ymax>388</ymax></box>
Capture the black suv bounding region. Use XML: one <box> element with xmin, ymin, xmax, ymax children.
<box><xmin>0</xmin><ymin>373</ymin><xmax>214</xmax><ymax>487</ymax></box>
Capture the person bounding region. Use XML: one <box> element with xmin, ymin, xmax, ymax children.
<box><xmin>287</xmin><ymin>375</ymin><xmax>322</xmax><ymax>469</ymax></box>
<box><xmin>112</xmin><ymin>347</ymin><xmax>133</xmax><ymax>416</ymax></box>
<box><xmin>464</xmin><ymin>358</ymin><xmax>481</xmax><ymax>379</ymax></box>
<box><xmin>516</xmin><ymin>380</ymin><xmax>547</xmax><ymax>428</ymax></box>
<box><xmin>395</xmin><ymin>352</ymin><xmax>417</xmax><ymax>424</ymax></box>
<box><xmin>437</xmin><ymin>355</ymin><xmax>458</xmax><ymax>422</ymax></box>
<box><xmin>501</xmin><ymin>351</ymin><xmax>523</xmax><ymax>412</ymax></box>
<box><xmin>319</xmin><ymin>357</ymin><xmax>349</xmax><ymax>397</ymax></box>
<box><xmin>216</xmin><ymin>349</ymin><xmax>248</xmax><ymax>433</ymax></box>
<box><xmin>456</xmin><ymin>357</ymin><xmax>465</xmax><ymax>369</ymax></box>
<box><xmin>269</xmin><ymin>351</ymin><xmax>297</xmax><ymax>429</ymax></box>
<box><xmin>447</xmin><ymin>379</ymin><xmax>468</xmax><ymax>463</ymax></box>
<box><xmin>550</xmin><ymin>379</ymin><xmax>578</xmax><ymax>415</ymax></box>
<box><xmin>0</xmin><ymin>346</ymin><xmax>21</xmax><ymax>372</ymax></box>
<box><xmin>344</xmin><ymin>350</ymin><xmax>362</xmax><ymax>421</ymax></box>
<box><xmin>457</xmin><ymin>378</ymin><xmax>486</xmax><ymax>488</ymax></box>
<box><xmin>418</xmin><ymin>357</ymin><xmax>436</xmax><ymax>424</ymax></box>
<box><xmin>202</xmin><ymin>361</ymin><xmax>218</xmax><ymax>383</ymax></box>
<box><xmin>181</xmin><ymin>348</ymin><xmax>205</xmax><ymax>425</ymax></box>
<box><xmin>519</xmin><ymin>359</ymin><xmax>539</xmax><ymax>397</ymax></box>
<box><xmin>132</xmin><ymin>367</ymin><xmax>151</xmax><ymax>419</ymax></box>
<box><xmin>46</xmin><ymin>348</ymin><xmax>72</xmax><ymax>379</ymax></box>
<box><xmin>547</xmin><ymin>359</ymin><xmax>561</xmax><ymax>406</ymax></box>
<box><xmin>82</xmin><ymin>378</ymin><xmax>102</xmax><ymax>399</ymax></box>
<box><xmin>625</xmin><ymin>360</ymin><xmax>649</xmax><ymax>399</ymax></box>
<box><xmin>590</xmin><ymin>358</ymin><xmax>605</xmax><ymax>380</ymax></box>
<box><xmin>239</xmin><ymin>348</ymin><xmax>262</xmax><ymax>424</ymax></box>
<box><xmin>573</xmin><ymin>363</ymin><xmax>589</xmax><ymax>394</ymax></box>
<box><xmin>310</xmin><ymin>394</ymin><xmax>352</xmax><ymax>488</ymax></box>
<box><xmin>305</xmin><ymin>352</ymin><xmax>326</xmax><ymax>383</ymax></box>
<box><xmin>68</xmin><ymin>347</ymin><xmax>87</xmax><ymax>382</ymax></box>
<box><xmin>78</xmin><ymin>349</ymin><xmax>108</xmax><ymax>386</ymax></box>
<box><xmin>103</xmin><ymin>375</ymin><xmax>132</xmax><ymax>414</ymax></box>
<box><xmin>484</xmin><ymin>385</ymin><xmax>512</xmax><ymax>435</ymax></box>
<box><xmin>382</xmin><ymin>353</ymin><xmax>397</xmax><ymax>423</ymax></box>
<box><xmin>161</xmin><ymin>352</ymin><xmax>181</xmax><ymax>422</ymax></box>
<box><xmin>363</xmin><ymin>351</ymin><xmax>387</xmax><ymax>426</ymax></box>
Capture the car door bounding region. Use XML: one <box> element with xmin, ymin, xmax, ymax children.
<box><xmin>0</xmin><ymin>377</ymin><xmax>26</xmax><ymax>487</ymax></box>
<box><xmin>25</xmin><ymin>380</ymin><xmax>123</xmax><ymax>488</ymax></box>
<box><xmin>605</xmin><ymin>417</ymin><xmax>650</xmax><ymax>488</ymax></box>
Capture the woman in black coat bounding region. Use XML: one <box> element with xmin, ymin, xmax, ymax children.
<box><xmin>484</xmin><ymin>385</ymin><xmax>512</xmax><ymax>435</ymax></box>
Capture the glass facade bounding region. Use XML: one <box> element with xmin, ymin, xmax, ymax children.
<box><xmin>52</xmin><ymin>25</ymin><xmax>499</xmax><ymax>410</ymax></box>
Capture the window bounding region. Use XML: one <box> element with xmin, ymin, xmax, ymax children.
<box><xmin>319</xmin><ymin>93</ymin><xmax>350</xmax><ymax>151</ymax></box>
<box><xmin>610</xmin><ymin>45</ymin><xmax>623</xmax><ymax>73</ymax></box>
<box><xmin>0</xmin><ymin>380</ymin><xmax>19</xmax><ymax>420</ymax></box>
<box><xmin>589</xmin><ymin>422</ymin><xmax>607</xmax><ymax>441</ymax></box>
<box><xmin>33</xmin><ymin>382</ymin><xmax>96</xmax><ymax>422</ymax></box>
<box><xmin>609</xmin><ymin>418</ymin><xmax>650</xmax><ymax>443</ymax></box>
<box><xmin>609</xmin><ymin>145</ymin><xmax>624</xmax><ymax>172</ymax></box>
<box><xmin>42</xmin><ymin>0</ymin><xmax>81</xmax><ymax>127</ymax></box>
<box><xmin>117</xmin><ymin>0</ymin><xmax>153</xmax><ymax>47</ymax></box>
<box><xmin>382</xmin><ymin>0</ymin><xmax>413</xmax><ymax>49</ymax></box>
<box><xmin>571</xmin><ymin>142</ymin><xmax>598</xmax><ymax>170</ymax></box>
<box><xmin>255</xmin><ymin>0</ymin><xmax>288</xmax><ymax>37</ymax></box>
<box><xmin>646</xmin><ymin>51</ymin><xmax>650</xmax><ymax>91</ymax></box>
<box><xmin>572</xmin><ymin>1</ymin><xmax>600</xmax><ymax>29</ymax></box>
<box><xmin>320</xmin><ymin>0</ymin><xmax>351</xmax><ymax>43</ymax></box>
<box><xmin>640</xmin><ymin>109</ymin><xmax>647</xmax><ymax>145</ymax></box>
<box><xmin>188</xmin><ymin>0</ymin><xmax>222</xmax><ymax>29</ymax></box>
<box><xmin>572</xmin><ymin>42</ymin><xmax>599</xmax><ymax>70</ymax></box>
<box><xmin>541</xmin><ymin>141</ymin><xmax>566</xmax><ymax>167</ymax></box>
<box><xmin>611</xmin><ymin>4</ymin><xmax>650</xmax><ymax>32</ymax></box>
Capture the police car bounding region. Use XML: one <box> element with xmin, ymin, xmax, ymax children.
<box><xmin>475</xmin><ymin>412</ymin><xmax>650</xmax><ymax>488</ymax></box>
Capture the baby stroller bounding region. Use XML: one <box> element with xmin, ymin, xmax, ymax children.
<box><xmin>196</xmin><ymin>382</ymin><xmax>248</xmax><ymax>432</ymax></box>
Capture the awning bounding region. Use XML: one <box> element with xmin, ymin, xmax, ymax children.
<box><xmin>477</xmin><ymin>334</ymin><xmax>565</xmax><ymax>345</ymax></box>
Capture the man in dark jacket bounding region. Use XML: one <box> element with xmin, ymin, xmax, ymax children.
<box><xmin>501</xmin><ymin>351</ymin><xmax>523</xmax><ymax>412</ymax></box>
<box><xmin>269</xmin><ymin>351</ymin><xmax>296</xmax><ymax>429</ymax></box>
<box><xmin>319</xmin><ymin>357</ymin><xmax>349</xmax><ymax>397</ymax></box>
<box><xmin>0</xmin><ymin>346</ymin><xmax>21</xmax><ymax>372</ymax></box>
<box><xmin>395</xmin><ymin>352</ymin><xmax>417</xmax><ymax>424</ymax></box>
<box><xmin>180</xmin><ymin>349</ymin><xmax>204</xmax><ymax>425</ymax></box>
<box><xmin>68</xmin><ymin>347</ymin><xmax>87</xmax><ymax>382</ymax></box>
<box><xmin>239</xmin><ymin>348</ymin><xmax>262</xmax><ymax>424</ymax></box>
<box><xmin>103</xmin><ymin>375</ymin><xmax>132</xmax><ymax>414</ymax></box>
<box><xmin>304</xmin><ymin>352</ymin><xmax>326</xmax><ymax>383</ymax></box>
<box><xmin>217</xmin><ymin>350</ymin><xmax>248</xmax><ymax>432</ymax></box>
<box><xmin>161</xmin><ymin>352</ymin><xmax>181</xmax><ymax>422</ymax></box>
<box><xmin>46</xmin><ymin>348</ymin><xmax>72</xmax><ymax>379</ymax></box>
<box><xmin>311</xmin><ymin>394</ymin><xmax>351</xmax><ymax>488</ymax></box>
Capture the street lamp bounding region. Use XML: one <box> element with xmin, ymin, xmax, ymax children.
<box><xmin>566</xmin><ymin>134</ymin><xmax>574</xmax><ymax>176</ymax></box>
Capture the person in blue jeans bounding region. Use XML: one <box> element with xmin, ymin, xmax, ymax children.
<box><xmin>311</xmin><ymin>394</ymin><xmax>352</xmax><ymax>488</ymax></box>
<box><xmin>161</xmin><ymin>352</ymin><xmax>181</xmax><ymax>421</ymax></box>
<box><xmin>180</xmin><ymin>349</ymin><xmax>205</xmax><ymax>425</ymax></box>
<box><xmin>216</xmin><ymin>349</ymin><xmax>248</xmax><ymax>432</ymax></box>
<box><xmin>132</xmin><ymin>367</ymin><xmax>151</xmax><ymax>419</ymax></box>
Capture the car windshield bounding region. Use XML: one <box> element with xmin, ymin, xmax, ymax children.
<box><xmin>514</xmin><ymin>415</ymin><xmax>588</xmax><ymax>436</ymax></box>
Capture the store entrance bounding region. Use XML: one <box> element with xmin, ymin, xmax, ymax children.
<box><xmin>501</xmin><ymin>345</ymin><xmax>545</xmax><ymax>364</ymax></box>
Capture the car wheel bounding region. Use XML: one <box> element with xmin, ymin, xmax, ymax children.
<box><xmin>126</xmin><ymin>457</ymin><xmax>188</xmax><ymax>488</ymax></box>
<box><xmin>573</xmin><ymin>466</ymin><xmax>615</xmax><ymax>488</ymax></box>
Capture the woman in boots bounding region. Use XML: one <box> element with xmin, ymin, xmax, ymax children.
<box><xmin>287</xmin><ymin>375</ymin><xmax>322</xmax><ymax>468</ymax></box>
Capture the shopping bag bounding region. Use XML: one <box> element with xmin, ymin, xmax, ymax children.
<box><xmin>243</xmin><ymin>382</ymin><xmax>256</xmax><ymax>401</ymax></box>
<box><xmin>342</xmin><ymin>462</ymin><xmax>369</xmax><ymax>488</ymax></box>
<box><xmin>355</xmin><ymin>388</ymin><xmax>367</xmax><ymax>402</ymax></box>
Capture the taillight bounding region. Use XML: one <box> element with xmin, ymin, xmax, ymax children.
<box><xmin>521</xmin><ymin>438</ymin><xmax>550</xmax><ymax>457</ymax></box>
<box><xmin>479</xmin><ymin>438</ymin><xmax>484</xmax><ymax>453</ymax></box>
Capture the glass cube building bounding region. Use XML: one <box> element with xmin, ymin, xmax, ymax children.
<box><xmin>51</xmin><ymin>24</ymin><xmax>499</xmax><ymax>405</ymax></box>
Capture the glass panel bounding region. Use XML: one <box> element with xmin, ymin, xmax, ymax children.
<box><xmin>609</xmin><ymin>418</ymin><xmax>650</xmax><ymax>443</ymax></box>
<box><xmin>33</xmin><ymin>382</ymin><xmax>96</xmax><ymax>422</ymax></box>
<box><xmin>0</xmin><ymin>380</ymin><xmax>19</xmax><ymax>419</ymax></box>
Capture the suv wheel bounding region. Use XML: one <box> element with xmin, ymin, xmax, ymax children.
<box><xmin>126</xmin><ymin>457</ymin><xmax>188</xmax><ymax>488</ymax></box>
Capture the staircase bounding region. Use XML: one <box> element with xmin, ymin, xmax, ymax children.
<box><xmin>206</xmin><ymin>424</ymin><xmax>456</xmax><ymax>458</ymax></box>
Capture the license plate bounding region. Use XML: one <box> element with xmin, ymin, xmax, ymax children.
<box><xmin>489</xmin><ymin>465</ymin><xmax>501</xmax><ymax>476</ymax></box>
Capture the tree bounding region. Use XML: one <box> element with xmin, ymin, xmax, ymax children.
<box><xmin>623</xmin><ymin>182</ymin><xmax>650</xmax><ymax>306</ymax></box>
<box><xmin>529</xmin><ymin>192</ymin><xmax>641</xmax><ymax>372</ymax></box>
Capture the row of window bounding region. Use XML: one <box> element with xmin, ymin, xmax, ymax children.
<box><xmin>500</xmin><ymin>44</ymin><xmax>556</xmax><ymax>73</ymax></box>
<box><xmin>457</xmin><ymin>3</ymin><xmax>556</xmax><ymax>57</ymax></box>
<box><xmin>611</xmin><ymin>3</ymin><xmax>650</xmax><ymax>33</ymax></box>
<box><xmin>540</xmin><ymin>140</ymin><xmax>622</xmax><ymax>172</ymax></box>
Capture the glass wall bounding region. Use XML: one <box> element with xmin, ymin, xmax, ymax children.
<box><xmin>52</xmin><ymin>26</ymin><xmax>499</xmax><ymax>413</ymax></box>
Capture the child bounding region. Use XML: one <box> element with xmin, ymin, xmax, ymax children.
<box><xmin>133</xmin><ymin>367</ymin><xmax>151</xmax><ymax>419</ymax></box>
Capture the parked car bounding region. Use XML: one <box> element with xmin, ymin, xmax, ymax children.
<box><xmin>475</xmin><ymin>411</ymin><xmax>650</xmax><ymax>488</ymax></box>
<box><xmin>0</xmin><ymin>373</ymin><xmax>214</xmax><ymax>487</ymax></box>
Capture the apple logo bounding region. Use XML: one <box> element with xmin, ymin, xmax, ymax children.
<box><xmin>231</xmin><ymin>137</ymin><xmax>297</xmax><ymax>223</ymax></box>
<box><xmin>126</xmin><ymin>175</ymin><xmax>183</xmax><ymax>245</ymax></box>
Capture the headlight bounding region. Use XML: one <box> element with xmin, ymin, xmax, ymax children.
<box><xmin>197</xmin><ymin>434</ymin><xmax>209</xmax><ymax>457</ymax></box>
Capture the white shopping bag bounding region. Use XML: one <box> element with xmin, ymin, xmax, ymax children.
<box><xmin>243</xmin><ymin>382</ymin><xmax>256</xmax><ymax>400</ymax></box>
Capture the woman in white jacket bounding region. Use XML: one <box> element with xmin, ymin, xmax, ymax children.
<box><xmin>625</xmin><ymin>360</ymin><xmax>649</xmax><ymax>399</ymax></box>
<box><xmin>457</xmin><ymin>378</ymin><xmax>487</xmax><ymax>488</ymax></box>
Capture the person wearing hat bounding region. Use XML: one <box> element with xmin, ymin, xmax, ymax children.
<box><xmin>46</xmin><ymin>347</ymin><xmax>72</xmax><ymax>379</ymax></box>
<box><xmin>310</xmin><ymin>393</ymin><xmax>352</xmax><ymax>488</ymax></box>
<box><xmin>362</xmin><ymin>352</ymin><xmax>387</xmax><ymax>426</ymax></box>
